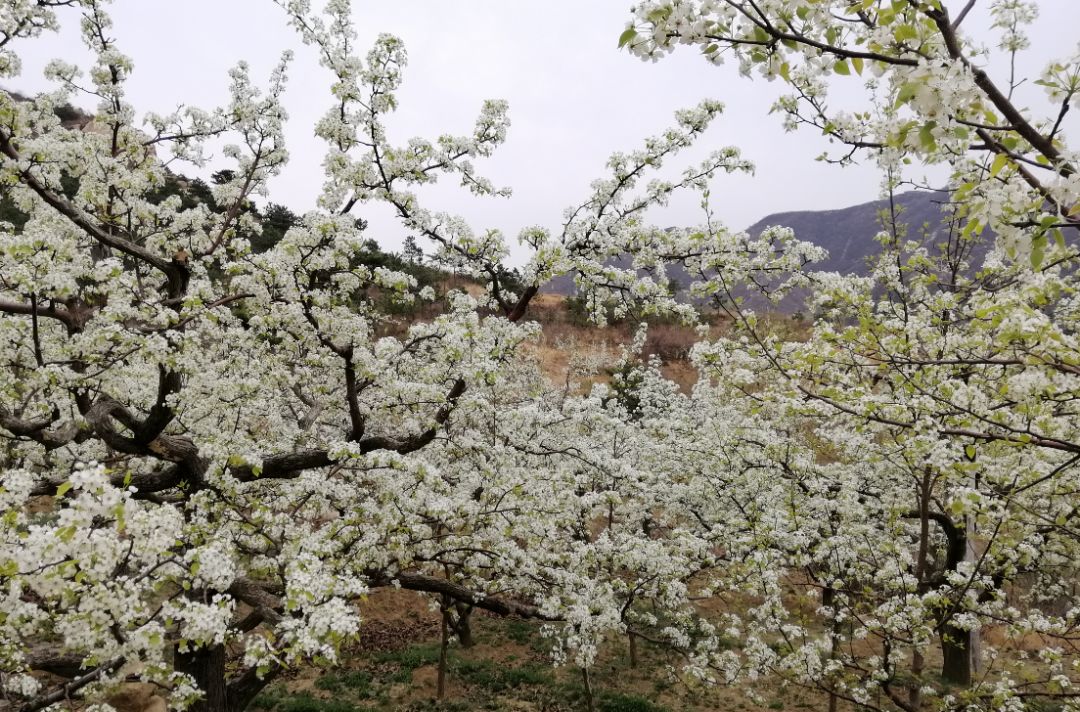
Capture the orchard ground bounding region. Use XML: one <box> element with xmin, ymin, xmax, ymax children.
<box><xmin>247</xmin><ymin>588</ymin><xmax>820</xmax><ymax>712</ymax></box>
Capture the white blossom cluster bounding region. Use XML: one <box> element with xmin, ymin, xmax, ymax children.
<box><xmin>0</xmin><ymin>1</ymin><xmax>814</xmax><ymax>710</ymax></box>
<box><xmin>2</xmin><ymin>1</ymin><xmax>1080</xmax><ymax>711</ymax></box>
<box><xmin>614</xmin><ymin>0</ymin><xmax>1080</xmax><ymax>709</ymax></box>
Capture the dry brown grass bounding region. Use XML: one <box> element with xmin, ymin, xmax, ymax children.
<box><xmin>372</xmin><ymin>285</ymin><xmax>729</xmax><ymax>394</ymax></box>
<box><xmin>521</xmin><ymin>293</ymin><xmax>733</xmax><ymax>394</ymax></box>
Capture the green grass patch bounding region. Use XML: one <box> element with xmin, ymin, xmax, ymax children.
<box><xmin>250</xmin><ymin>686</ymin><xmax>286</xmax><ymax>711</ymax></box>
<box><xmin>315</xmin><ymin>670</ymin><xmax>374</xmax><ymax>697</ymax></box>
<box><xmin>369</xmin><ymin>641</ymin><xmax>554</xmax><ymax>693</ymax></box>
<box><xmin>251</xmin><ymin>690</ymin><xmax>374</xmax><ymax>712</ymax></box>
<box><xmin>597</xmin><ymin>691</ymin><xmax>669</xmax><ymax>712</ymax></box>
<box><xmin>503</xmin><ymin>619</ymin><xmax>534</xmax><ymax>645</ymax></box>
<box><xmin>372</xmin><ymin>643</ymin><xmax>442</xmax><ymax>670</ymax></box>
<box><xmin>501</xmin><ymin>663</ymin><xmax>555</xmax><ymax>688</ymax></box>
<box><xmin>450</xmin><ymin>658</ymin><xmax>554</xmax><ymax>692</ymax></box>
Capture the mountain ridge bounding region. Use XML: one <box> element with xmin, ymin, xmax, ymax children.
<box><xmin>542</xmin><ymin>189</ymin><xmax>957</xmax><ymax>300</ymax></box>
<box><xmin>742</xmin><ymin>189</ymin><xmax>953</xmax><ymax>276</ymax></box>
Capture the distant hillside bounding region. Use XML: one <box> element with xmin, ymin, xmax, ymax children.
<box><xmin>743</xmin><ymin>189</ymin><xmax>953</xmax><ymax>276</ymax></box>
<box><xmin>543</xmin><ymin>189</ymin><xmax>958</xmax><ymax>300</ymax></box>
<box><xmin>3</xmin><ymin>90</ymin><xmax>94</xmax><ymax>129</ymax></box>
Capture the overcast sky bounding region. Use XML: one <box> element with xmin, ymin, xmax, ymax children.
<box><xmin>7</xmin><ymin>1</ymin><xmax>1080</xmax><ymax>262</ymax></box>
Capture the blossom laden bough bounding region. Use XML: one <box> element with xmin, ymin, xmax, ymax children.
<box><xmin>618</xmin><ymin>1</ymin><xmax>1080</xmax><ymax>710</ymax></box>
<box><xmin>0</xmin><ymin>1</ymin><xmax>798</xmax><ymax>710</ymax></box>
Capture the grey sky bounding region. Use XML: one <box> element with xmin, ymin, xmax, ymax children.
<box><xmin>8</xmin><ymin>1</ymin><xmax>1080</xmax><ymax>263</ymax></box>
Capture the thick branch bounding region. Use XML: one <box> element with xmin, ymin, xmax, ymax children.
<box><xmin>18</xmin><ymin>657</ymin><xmax>123</xmax><ymax>712</ymax></box>
<box><xmin>929</xmin><ymin>7</ymin><xmax>1073</xmax><ymax>177</ymax></box>
<box><xmin>0</xmin><ymin>404</ymin><xmax>84</xmax><ymax>451</ymax></box>
<box><xmin>0</xmin><ymin>298</ymin><xmax>80</xmax><ymax>330</ymax></box>
<box><xmin>901</xmin><ymin>508</ymin><xmax>965</xmax><ymax>577</ymax></box>
<box><xmin>371</xmin><ymin>572</ymin><xmax>560</xmax><ymax>621</ymax></box>
<box><xmin>228</xmin><ymin>578</ymin><xmax>284</xmax><ymax>626</ymax></box>
<box><xmin>29</xmin><ymin>462</ymin><xmax>187</xmax><ymax>497</ymax></box>
<box><xmin>0</xmin><ymin>125</ymin><xmax>190</xmax><ymax>297</ymax></box>
<box><xmin>231</xmin><ymin>448</ymin><xmax>334</xmax><ymax>481</ymax></box>
<box><xmin>225</xmin><ymin>662</ymin><xmax>282</xmax><ymax>712</ymax></box>
<box><xmin>233</xmin><ymin>374</ymin><xmax>465</xmax><ymax>480</ymax></box>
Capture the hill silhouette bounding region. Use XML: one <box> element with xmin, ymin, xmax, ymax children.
<box><xmin>542</xmin><ymin>189</ymin><xmax>958</xmax><ymax>303</ymax></box>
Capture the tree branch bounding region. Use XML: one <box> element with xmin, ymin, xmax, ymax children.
<box><xmin>0</xmin><ymin>125</ymin><xmax>190</xmax><ymax>297</ymax></box>
<box><xmin>370</xmin><ymin>571</ymin><xmax>560</xmax><ymax>621</ymax></box>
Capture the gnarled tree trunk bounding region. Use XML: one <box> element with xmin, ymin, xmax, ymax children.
<box><xmin>176</xmin><ymin>645</ymin><xmax>227</xmax><ymax>712</ymax></box>
<box><xmin>940</xmin><ymin>624</ymin><xmax>974</xmax><ymax>687</ymax></box>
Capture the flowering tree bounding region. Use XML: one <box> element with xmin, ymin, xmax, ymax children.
<box><xmin>8</xmin><ymin>0</ymin><xmax>1079</xmax><ymax>710</ymax></box>
<box><xmin>617</xmin><ymin>0</ymin><xmax>1080</xmax><ymax>710</ymax></box>
<box><xmin>0</xmin><ymin>1</ymin><xmax>822</xmax><ymax>710</ymax></box>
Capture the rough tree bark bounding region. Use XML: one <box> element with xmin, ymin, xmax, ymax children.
<box><xmin>175</xmin><ymin>645</ymin><xmax>227</xmax><ymax>712</ymax></box>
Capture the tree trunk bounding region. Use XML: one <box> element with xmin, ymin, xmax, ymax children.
<box><xmin>964</xmin><ymin>515</ymin><xmax>982</xmax><ymax>678</ymax></box>
<box><xmin>628</xmin><ymin>631</ymin><xmax>638</xmax><ymax>669</ymax></box>
<box><xmin>451</xmin><ymin>602</ymin><xmax>474</xmax><ymax>648</ymax></box>
<box><xmin>940</xmin><ymin>624</ymin><xmax>973</xmax><ymax>687</ymax></box>
<box><xmin>437</xmin><ymin>605</ymin><xmax>450</xmax><ymax>700</ymax></box>
<box><xmin>225</xmin><ymin>664</ymin><xmax>280</xmax><ymax>712</ymax></box>
<box><xmin>909</xmin><ymin>648</ymin><xmax>925</xmax><ymax>710</ymax></box>
<box><xmin>823</xmin><ymin>586</ymin><xmax>840</xmax><ymax>712</ymax></box>
<box><xmin>176</xmin><ymin>645</ymin><xmax>228</xmax><ymax>712</ymax></box>
<box><xmin>910</xmin><ymin>471</ymin><xmax>931</xmax><ymax>711</ymax></box>
<box><xmin>581</xmin><ymin>666</ymin><xmax>596</xmax><ymax>712</ymax></box>
<box><xmin>939</xmin><ymin>516</ymin><xmax>980</xmax><ymax>688</ymax></box>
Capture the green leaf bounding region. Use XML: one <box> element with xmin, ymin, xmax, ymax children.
<box><xmin>851</xmin><ymin>57</ymin><xmax>864</xmax><ymax>75</ymax></box>
<box><xmin>990</xmin><ymin>153</ymin><xmax>1009</xmax><ymax>177</ymax></box>
<box><xmin>962</xmin><ymin>218</ymin><xmax>983</xmax><ymax>238</ymax></box>
<box><xmin>964</xmin><ymin>445</ymin><xmax>977</xmax><ymax>461</ymax></box>
<box><xmin>918</xmin><ymin>121</ymin><xmax>937</xmax><ymax>151</ymax></box>
<box><xmin>833</xmin><ymin>59</ymin><xmax>851</xmax><ymax>75</ymax></box>
<box><xmin>1031</xmin><ymin>233</ymin><xmax>1047</xmax><ymax>269</ymax></box>
<box><xmin>895</xmin><ymin>82</ymin><xmax>919</xmax><ymax>107</ymax></box>
<box><xmin>894</xmin><ymin>24</ymin><xmax>918</xmax><ymax>43</ymax></box>
<box><xmin>55</xmin><ymin>481</ymin><xmax>72</xmax><ymax>499</ymax></box>
<box><xmin>646</xmin><ymin>7</ymin><xmax>671</xmax><ymax>23</ymax></box>
<box><xmin>618</xmin><ymin>28</ymin><xmax>637</xmax><ymax>48</ymax></box>
<box><xmin>779</xmin><ymin>62</ymin><xmax>791</xmax><ymax>81</ymax></box>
